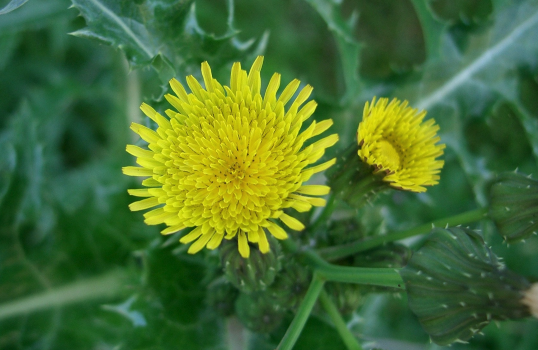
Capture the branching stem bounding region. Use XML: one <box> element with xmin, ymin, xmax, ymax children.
<box><xmin>319</xmin><ymin>289</ymin><xmax>363</xmax><ymax>350</ymax></box>
<box><xmin>318</xmin><ymin>207</ymin><xmax>488</xmax><ymax>261</ymax></box>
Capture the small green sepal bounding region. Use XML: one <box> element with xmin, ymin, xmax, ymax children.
<box><xmin>489</xmin><ymin>171</ymin><xmax>538</xmax><ymax>243</ymax></box>
<box><xmin>327</xmin><ymin>143</ymin><xmax>390</xmax><ymax>209</ymax></box>
<box><xmin>220</xmin><ymin>237</ymin><xmax>282</xmax><ymax>293</ymax></box>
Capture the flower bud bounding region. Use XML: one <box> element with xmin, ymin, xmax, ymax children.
<box><xmin>220</xmin><ymin>237</ymin><xmax>282</xmax><ymax>293</ymax></box>
<box><xmin>235</xmin><ymin>292</ymin><xmax>285</xmax><ymax>333</ymax></box>
<box><xmin>268</xmin><ymin>260</ymin><xmax>311</xmax><ymax>310</ymax></box>
<box><xmin>401</xmin><ymin>227</ymin><xmax>531</xmax><ymax>345</ymax></box>
<box><xmin>353</xmin><ymin>243</ymin><xmax>411</xmax><ymax>268</ymax></box>
<box><xmin>327</xmin><ymin>143</ymin><xmax>389</xmax><ymax>209</ymax></box>
<box><xmin>489</xmin><ymin>171</ymin><xmax>538</xmax><ymax>243</ymax></box>
<box><xmin>325</xmin><ymin>282</ymin><xmax>364</xmax><ymax>315</ymax></box>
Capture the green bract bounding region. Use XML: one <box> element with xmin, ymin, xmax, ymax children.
<box><xmin>489</xmin><ymin>171</ymin><xmax>538</xmax><ymax>243</ymax></box>
<box><xmin>401</xmin><ymin>227</ymin><xmax>531</xmax><ymax>345</ymax></box>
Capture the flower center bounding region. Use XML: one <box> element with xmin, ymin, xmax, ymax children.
<box><xmin>377</xmin><ymin>139</ymin><xmax>401</xmax><ymax>171</ymax></box>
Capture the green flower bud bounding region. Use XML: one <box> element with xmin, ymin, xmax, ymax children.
<box><xmin>353</xmin><ymin>243</ymin><xmax>411</xmax><ymax>268</ymax></box>
<box><xmin>327</xmin><ymin>217</ymin><xmax>365</xmax><ymax>246</ymax></box>
<box><xmin>489</xmin><ymin>171</ymin><xmax>538</xmax><ymax>243</ymax></box>
<box><xmin>268</xmin><ymin>260</ymin><xmax>311</xmax><ymax>310</ymax></box>
<box><xmin>327</xmin><ymin>143</ymin><xmax>389</xmax><ymax>209</ymax></box>
<box><xmin>401</xmin><ymin>227</ymin><xmax>531</xmax><ymax>346</ymax></box>
<box><xmin>220</xmin><ymin>237</ymin><xmax>282</xmax><ymax>293</ymax></box>
<box><xmin>325</xmin><ymin>282</ymin><xmax>364</xmax><ymax>316</ymax></box>
<box><xmin>206</xmin><ymin>277</ymin><xmax>239</xmax><ymax>317</ymax></box>
<box><xmin>235</xmin><ymin>292</ymin><xmax>285</xmax><ymax>333</ymax></box>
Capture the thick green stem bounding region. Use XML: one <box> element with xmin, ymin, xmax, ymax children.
<box><xmin>281</xmin><ymin>239</ymin><xmax>404</xmax><ymax>290</ymax></box>
<box><xmin>318</xmin><ymin>207</ymin><xmax>488</xmax><ymax>261</ymax></box>
<box><xmin>316</xmin><ymin>266</ymin><xmax>404</xmax><ymax>289</ymax></box>
<box><xmin>0</xmin><ymin>270</ymin><xmax>127</xmax><ymax>321</ymax></box>
<box><xmin>319</xmin><ymin>290</ymin><xmax>363</xmax><ymax>350</ymax></box>
<box><xmin>277</xmin><ymin>273</ymin><xmax>325</xmax><ymax>350</ymax></box>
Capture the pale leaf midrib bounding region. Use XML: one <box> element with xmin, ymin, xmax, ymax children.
<box><xmin>416</xmin><ymin>6</ymin><xmax>538</xmax><ymax>111</ymax></box>
<box><xmin>85</xmin><ymin>0</ymin><xmax>154</xmax><ymax>59</ymax></box>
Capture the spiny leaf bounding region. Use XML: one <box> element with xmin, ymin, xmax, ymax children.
<box><xmin>391</xmin><ymin>0</ymin><xmax>538</xmax><ymax>204</ymax></box>
<box><xmin>70</xmin><ymin>0</ymin><xmax>157</xmax><ymax>66</ymax></box>
<box><xmin>412</xmin><ymin>0</ymin><xmax>538</xmax><ymax>110</ymax></box>
<box><xmin>70</xmin><ymin>0</ymin><xmax>265</xmax><ymax>87</ymax></box>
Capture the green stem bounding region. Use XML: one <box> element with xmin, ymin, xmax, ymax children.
<box><xmin>281</xmin><ymin>239</ymin><xmax>404</xmax><ymax>290</ymax></box>
<box><xmin>0</xmin><ymin>270</ymin><xmax>126</xmax><ymax>321</ymax></box>
<box><xmin>316</xmin><ymin>266</ymin><xmax>404</xmax><ymax>289</ymax></box>
<box><xmin>318</xmin><ymin>207</ymin><xmax>488</xmax><ymax>261</ymax></box>
<box><xmin>319</xmin><ymin>290</ymin><xmax>363</xmax><ymax>350</ymax></box>
<box><xmin>277</xmin><ymin>273</ymin><xmax>325</xmax><ymax>350</ymax></box>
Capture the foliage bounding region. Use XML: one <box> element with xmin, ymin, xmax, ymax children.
<box><xmin>1</xmin><ymin>0</ymin><xmax>538</xmax><ymax>349</ymax></box>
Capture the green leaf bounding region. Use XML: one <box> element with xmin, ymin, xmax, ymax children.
<box><xmin>388</xmin><ymin>0</ymin><xmax>538</xmax><ymax>206</ymax></box>
<box><xmin>412</xmin><ymin>0</ymin><xmax>538</xmax><ymax>111</ymax></box>
<box><xmin>70</xmin><ymin>0</ymin><xmax>265</xmax><ymax>87</ymax></box>
<box><xmin>304</xmin><ymin>0</ymin><xmax>362</xmax><ymax>105</ymax></box>
<box><xmin>0</xmin><ymin>0</ymin><xmax>29</xmax><ymax>15</ymax></box>
<box><xmin>401</xmin><ymin>226</ymin><xmax>531</xmax><ymax>345</ymax></box>
<box><xmin>70</xmin><ymin>0</ymin><xmax>157</xmax><ymax>66</ymax></box>
<box><xmin>409</xmin><ymin>0</ymin><xmax>447</xmax><ymax>59</ymax></box>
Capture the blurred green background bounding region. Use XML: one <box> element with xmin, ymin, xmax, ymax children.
<box><xmin>0</xmin><ymin>0</ymin><xmax>537</xmax><ymax>349</ymax></box>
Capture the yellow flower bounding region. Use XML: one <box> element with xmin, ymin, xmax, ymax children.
<box><xmin>123</xmin><ymin>56</ymin><xmax>338</xmax><ymax>258</ymax></box>
<box><xmin>357</xmin><ymin>97</ymin><xmax>445</xmax><ymax>192</ymax></box>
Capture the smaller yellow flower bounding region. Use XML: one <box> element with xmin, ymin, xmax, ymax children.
<box><xmin>357</xmin><ymin>97</ymin><xmax>445</xmax><ymax>192</ymax></box>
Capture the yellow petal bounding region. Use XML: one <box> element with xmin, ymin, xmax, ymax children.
<box><xmin>279</xmin><ymin>213</ymin><xmax>305</xmax><ymax>231</ymax></box>
<box><xmin>161</xmin><ymin>225</ymin><xmax>185</xmax><ymax>235</ymax></box>
<box><xmin>201</xmin><ymin>61</ymin><xmax>214</xmax><ymax>92</ymax></box>
<box><xmin>188</xmin><ymin>231</ymin><xmax>215</xmax><ymax>254</ymax></box>
<box><xmin>122</xmin><ymin>166</ymin><xmax>153</xmax><ymax>177</ymax></box>
<box><xmin>129</xmin><ymin>197</ymin><xmax>160</xmax><ymax>211</ymax></box>
<box><xmin>296</xmin><ymin>185</ymin><xmax>330</xmax><ymax>196</ymax></box>
<box><xmin>278</xmin><ymin>79</ymin><xmax>300</xmax><ymax>105</ymax></box>
<box><xmin>267</xmin><ymin>221</ymin><xmax>288</xmax><ymax>240</ymax></box>
<box><xmin>126</xmin><ymin>145</ymin><xmax>153</xmax><ymax>158</ymax></box>
<box><xmin>127</xmin><ymin>189</ymin><xmax>152</xmax><ymax>197</ymax></box>
<box><xmin>207</xmin><ymin>232</ymin><xmax>224</xmax><ymax>250</ymax></box>
<box><xmin>180</xmin><ymin>226</ymin><xmax>203</xmax><ymax>243</ymax></box>
<box><xmin>238</xmin><ymin>231</ymin><xmax>250</xmax><ymax>258</ymax></box>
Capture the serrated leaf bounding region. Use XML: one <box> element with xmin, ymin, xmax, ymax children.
<box><xmin>70</xmin><ymin>0</ymin><xmax>157</xmax><ymax>66</ymax></box>
<box><xmin>389</xmin><ymin>0</ymin><xmax>538</xmax><ymax>205</ymax></box>
<box><xmin>70</xmin><ymin>0</ymin><xmax>265</xmax><ymax>88</ymax></box>
<box><xmin>413</xmin><ymin>0</ymin><xmax>538</xmax><ymax>111</ymax></box>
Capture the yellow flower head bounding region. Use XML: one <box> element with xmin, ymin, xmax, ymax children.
<box><xmin>123</xmin><ymin>56</ymin><xmax>338</xmax><ymax>258</ymax></box>
<box><xmin>357</xmin><ymin>97</ymin><xmax>445</xmax><ymax>192</ymax></box>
